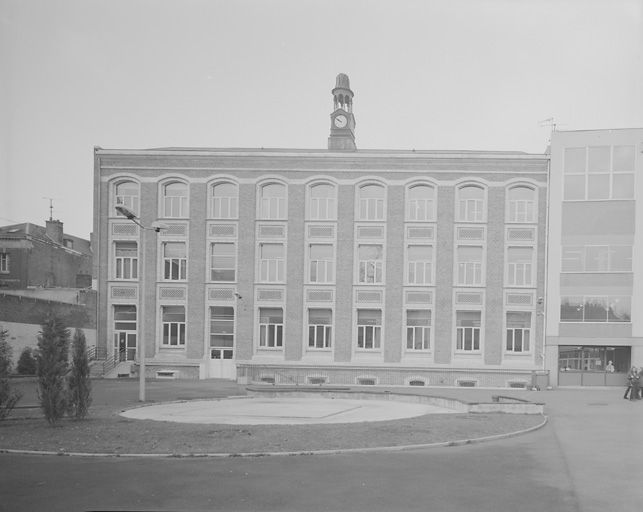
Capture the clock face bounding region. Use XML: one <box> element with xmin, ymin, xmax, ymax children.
<box><xmin>334</xmin><ymin>115</ymin><xmax>348</xmax><ymax>128</ymax></box>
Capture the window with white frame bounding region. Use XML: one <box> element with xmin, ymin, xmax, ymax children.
<box><xmin>0</xmin><ymin>253</ymin><xmax>8</xmax><ymax>273</ymax></box>
<box><xmin>358</xmin><ymin>244</ymin><xmax>383</xmax><ymax>284</ymax></box>
<box><xmin>506</xmin><ymin>312</ymin><xmax>531</xmax><ymax>353</ymax></box>
<box><xmin>308</xmin><ymin>308</ymin><xmax>332</xmax><ymax>349</ymax></box>
<box><xmin>162</xmin><ymin>305</ymin><xmax>186</xmax><ymax>346</ymax></box>
<box><xmin>114</xmin><ymin>180</ymin><xmax>140</xmax><ymax>216</ymax></box>
<box><xmin>507</xmin><ymin>186</ymin><xmax>536</xmax><ymax>223</ymax></box>
<box><xmin>259</xmin><ymin>243</ymin><xmax>285</xmax><ymax>282</ymax></box>
<box><xmin>506</xmin><ymin>246</ymin><xmax>533</xmax><ymax>286</ymax></box>
<box><xmin>114</xmin><ymin>241</ymin><xmax>138</xmax><ymax>280</ymax></box>
<box><xmin>357</xmin><ymin>309</ymin><xmax>381</xmax><ymax>350</ymax></box>
<box><xmin>309</xmin><ymin>244</ymin><xmax>334</xmax><ymax>283</ymax></box>
<box><xmin>210</xmin><ymin>242</ymin><xmax>236</xmax><ymax>281</ymax></box>
<box><xmin>259</xmin><ymin>307</ymin><xmax>283</xmax><ymax>348</ymax></box>
<box><xmin>163</xmin><ymin>242</ymin><xmax>187</xmax><ymax>280</ymax></box>
<box><xmin>564</xmin><ymin>145</ymin><xmax>635</xmax><ymax>200</ymax></box>
<box><xmin>456</xmin><ymin>311</ymin><xmax>481</xmax><ymax>351</ymax></box>
<box><xmin>407</xmin><ymin>245</ymin><xmax>433</xmax><ymax>285</ymax></box>
<box><xmin>407</xmin><ymin>184</ymin><xmax>435</xmax><ymax>221</ymax></box>
<box><xmin>259</xmin><ymin>183</ymin><xmax>286</xmax><ymax>219</ymax></box>
<box><xmin>211</xmin><ymin>182</ymin><xmax>238</xmax><ymax>219</ymax></box>
<box><xmin>406</xmin><ymin>309</ymin><xmax>431</xmax><ymax>350</ymax></box>
<box><xmin>210</xmin><ymin>306</ymin><xmax>234</xmax><ymax>358</ymax></box>
<box><xmin>562</xmin><ymin>245</ymin><xmax>632</xmax><ymax>272</ymax></box>
<box><xmin>457</xmin><ymin>246</ymin><xmax>483</xmax><ymax>285</ymax></box>
<box><xmin>457</xmin><ymin>185</ymin><xmax>485</xmax><ymax>222</ymax></box>
<box><xmin>162</xmin><ymin>181</ymin><xmax>188</xmax><ymax>218</ymax></box>
<box><xmin>358</xmin><ymin>184</ymin><xmax>385</xmax><ymax>220</ymax></box>
<box><xmin>308</xmin><ymin>183</ymin><xmax>336</xmax><ymax>220</ymax></box>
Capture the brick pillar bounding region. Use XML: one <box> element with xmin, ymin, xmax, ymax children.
<box><xmin>434</xmin><ymin>185</ymin><xmax>454</xmax><ymax>364</ymax></box>
<box><xmin>285</xmin><ymin>184</ymin><xmax>305</xmax><ymax>361</ymax></box>
<box><xmin>334</xmin><ymin>184</ymin><xmax>354</xmax><ymax>362</ymax></box>
<box><xmin>384</xmin><ymin>185</ymin><xmax>404</xmax><ymax>363</ymax></box>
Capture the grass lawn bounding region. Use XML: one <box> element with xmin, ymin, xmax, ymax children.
<box><xmin>0</xmin><ymin>379</ymin><xmax>545</xmax><ymax>455</ymax></box>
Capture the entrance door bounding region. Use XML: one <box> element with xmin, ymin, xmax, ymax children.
<box><xmin>114</xmin><ymin>331</ymin><xmax>137</xmax><ymax>362</ymax></box>
<box><xmin>208</xmin><ymin>306</ymin><xmax>236</xmax><ymax>379</ymax></box>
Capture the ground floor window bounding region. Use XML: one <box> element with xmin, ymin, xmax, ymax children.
<box><xmin>259</xmin><ymin>307</ymin><xmax>283</xmax><ymax>348</ymax></box>
<box><xmin>308</xmin><ymin>308</ymin><xmax>332</xmax><ymax>349</ymax></box>
<box><xmin>162</xmin><ymin>305</ymin><xmax>186</xmax><ymax>346</ymax></box>
<box><xmin>456</xmin><ymin>311</ymin><xmax>481</xmax><ymax>352</ymax></box>
<box><xmin>559</xmin><ymin>346</ymin><xmax>630</xmax><ymax>373</ymax></box>
<box><xmin>357</xmin><ymin>309</ymin><xmax>381</xmax><ymax>349</ymax></box>
<box><xmin>113</xmin><ymin>305</ymin><xmax>137</xmax><ymax>361</ymax></box>
<box><xmin>406</xmin><ymin>309</ymin><xmax>431</xmax><ymax>350</ymax></box>
<box><xmin>506</xmin><ymin>312</ymin><xmax>531</xmax><ymax>352</ymax></box>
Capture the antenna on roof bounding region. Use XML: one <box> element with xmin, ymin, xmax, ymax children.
<box><xmin>42</xmin><ymin>197</ymin><xmax>54</xmax><ymax>220</ymax></box>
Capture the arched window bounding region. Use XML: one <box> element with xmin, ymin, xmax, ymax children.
<box><xmin>259</xmin><ymin>182</ymin><xmax>286</xmax><ymax>219</ymax></box>
<box><xmin>114</xmin><ymin>180</ymin><xmax>139</xmax><ymax>216</ymax></box>
<box><xmin>457</xmin><ymin>184</ymin><xmax>485</xmax><ymax>222</ymax></box>
<box><xmin>407</xmin><ymin>184</ymin><xmax>435</xmax><ymax>221</ymax></box>
<box><xmin>211</xmin><ymin>182</ymin><xmax>238</xmax><ymax>219</ymax></box>
<box><xmin>162</xmin><ymin>181</ymin><xmax>188</xmax><ymax>218</ymax></box>
<box><xmin>358</xmin><ymin>184</ymin><xmax>385</xmax><ymax>220</ymax></box>
<box><xmin>308</xmin><ymin>183</ymin><xmax>336</xmax><ymax>220</ymax></box>
<box><xmin>507</xmin><ymin>185</ymin><xmax>536</xmax><ymax>223</ymax></box>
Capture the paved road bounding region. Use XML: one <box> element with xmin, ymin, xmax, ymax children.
<box><xmin>1</xmin><ymin>388</ymin><xmax>639</xmax><ymax>512</ymax></box>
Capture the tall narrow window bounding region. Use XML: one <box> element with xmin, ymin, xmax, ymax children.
<box><xmin>259</xmin><ymin>243</ymin><xmax>284</xmax><ymax>282</ymax></box>
<box><xmin>358</xmin><ymin>244</ymin><xmax>383</xmax><ymax>284</ymax></box>
<box><xmin>162</xmin><ymin>306</ymin><xmax>186</xmax><ymax>346</ymax></box>
<box><xmin>210</xmin><ymin>243</ymin><xmax>236</xmax><ymax>281</ymax></box>
<box><xmin>407</xmin><ymin>245</ymin><xmax>433</xmax><ymax>285</ymax></box>
<box><xmin>115</xmin><ymin>181</ymin><xmax>140</xmax><ymax>216</ymax></box>
<box><xmin>506</xmin><ymin>247</ymin><xmax>533</xmax><ymax>286</ymax></box>
<box><xmin>308</xmin><ymin>309</ymin><xmax>332</xmax><ymax>349</ymax></box>
<box><xmin>406</xmin><ymin>310</ymin><xmax>431</xmax><ymax>350</ymax></box>
<box><xmin>407</xmin><ymin>184</ymin><xmax>435</xmax><ymax>221</ymax></box>
<box><xmin>0</xmin><ymin>253</ymin><xmax>8</xmax><ymax>273</ymax></box>
<box><xmin>457</xmin><ymin>185</ymin><xmax>485</xmax><ymax>222</ymax></box>
<box><xmin>457</xmin><ymin>246</ymin><xmax>483</xmax><ymax>285</ymax></box>
<box><xmin>260</xmin><ymin>183</ymin><xmax>286</xmax><ymax>219</ymax></box>
<box><xmin>507</xmin><ymin>186</ymin><xmax>536</xmax><ymax>223</ymax></box>
<box><xmin>211</xmin><ymin>182</ymin><xmax>238</xmax><ymax>218</ymax></box>
<box><xmin>114</xmin><ymin>241</ymin><xmax>138</xmax><ymax>280</ymax></box>
<box><xmin>163</xmin><ymin>181</ymin><xmax>188</xmax><ymax>218</ymax></box>
<box><xmin>456</xmin><ymin>311</ymin><xmax>481</xmax><ymax>351</ymax></box>
<box><xmin>309</xmin><ymin>183</ymin><xmax>336</xmax><ymax>220</ymax></box>
<box><xmin>113</xmin><ymin>305</ymin><xmax>137</xmax><ymax>361</ymax></box>
<box><xmin>259</xmin><ymin>308</ymin><xmax>283</xmax><ymax>348</ymax></box>
<box><xmin>309</xmin><ymin>244</ymin><xmax>334</xmax><ymax>283</ymax></box>
<box><xmin>358</xmin><ymin>184</ymin><xmax>385</xmax><ymax>220</ymax></box>
<box><xmin>357</xmin><ymin>309</ymin><xmax>382</xmax><ymax>349</ymax></box>
<box><xmin>210</xmin><ymin>306</ymin><xmax>234</xmax><ymax>359</ymax></box>
<box><xmin>506</xmin><ymin>312</ymin><xmax>531</xmax><ymax>352</ymax></box>
<box><xmin>163</xmin><ymin>242</ymin><xmax>187</xmax><ymax>280</ymax></box>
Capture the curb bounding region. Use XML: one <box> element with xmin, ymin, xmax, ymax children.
<box><xmin>0</xmin><ymin>415</ymin><xmax>548</xmax><ymax>459</ymax></box>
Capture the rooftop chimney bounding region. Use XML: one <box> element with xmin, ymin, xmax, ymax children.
<box><xmin>46</xmin><ymin>219</ymin><xmax>64</xmax><ymax>245</ymax></box>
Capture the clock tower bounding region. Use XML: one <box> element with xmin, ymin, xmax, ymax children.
<box><xmin>328</xmin><ymin>73</ymin><xmax>356</xmax><ymax>151</ymax></box>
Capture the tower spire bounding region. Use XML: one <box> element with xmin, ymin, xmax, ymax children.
<box><xmin>328</xmin><ymin>73</ymin><xmax>356</xmax><ymax>151</ymax></box>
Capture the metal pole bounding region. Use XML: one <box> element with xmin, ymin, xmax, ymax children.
<box><xmin>138</xmin><ymin>222</ymin><xmax>146</xmax><ymax>402</ymax></box>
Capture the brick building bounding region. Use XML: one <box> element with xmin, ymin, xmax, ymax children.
<box><xmin>93</xmin><ymin>74</ymin><xmax>549</xmax><ymax>387</ymax></box>
<box><xmin>0</xmin><ymin>219</ymin><xmax>92</xmax><ymax>289</ymax></box>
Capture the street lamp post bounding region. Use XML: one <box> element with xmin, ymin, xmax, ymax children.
<box><xmin>115</xmin><ymin>205</ymin><xmax>165</xmax><ymax>402</ymax></box>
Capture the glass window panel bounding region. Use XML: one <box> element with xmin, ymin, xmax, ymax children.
<box><xmin>610</xmin><ymin>246</ymin><xmax>632</xmax><ymax>271</ymax></box>
<box><xmin>588</xmin><ymin>146</ymin><xmax>610</xmax><ymax>173</ymax></box>
<box><xmin>564</xmin><ymin>175</ymin><xmax>586</xmax><ymax>200</ymax></box>
<box><xmin>407</xmin><ymin>310</ymin><xmax>431</xmax><ymax>326</ymax></box>
<box><xmin>612</xmin><ymin>174</ymin><xmax>634</xmax><ymax>199</ymax></box>
<box><xmin>162</xmin><ymin>306</ymin><xmax>185</xmax><ymax>321</ymax></box>
<box><xmin>507</xmin><ymin>311</ymin><xmax>531</xmax><ymax>328</ymax></box>
<box><xmin>115</xmin><ymin>241</ymin><xmax>137</xmax><ymax>256</ymax></box>
<box><xmin>560</xmin><ymin>297</ymin><xmax>584</xmax><ymax>321</ymax></box>
<box><xmin>584</xmin><ymin>297</ymin><xmax>608</xmax><ymax>322</ymax></box>
<box><xmin>259</xmin><ymin>308</ymin><xmax>283</xmax><ymax>323</ymax></box>
<box><xmin>613</xmin><ymin>145</ymin><xmax>635</xmax><ymax>172</ymax></box>
<box><xmin>587</xmin><ymin>174</ymin><xmax>610</xmax><ymax>200</ymax></box>
<box><xmin>564</xmin><ymin>148</ymin><xmax>586</xmax><ymax>173</ymax></box>
<box><xmin>585</xmin><ymin>246</ymin><xmax>609</xmax><ymax>271</ymax></box>
<box><xmin>456</xmin><ymin>311</ymin><xmax>481</xmax><ymax>327</ymax></box>
<box><xmin>358</xmin><ymin>309</ymin><xmax>381</xmax><ymax>325</ymax></box>
<box><xmin>608</xmin><ymin>297</ymin><xmax>631</xmax><ymax>322</ymax></box>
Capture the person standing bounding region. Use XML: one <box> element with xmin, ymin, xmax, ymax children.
<box><xmin>624</xmin><ymin>366</ymin><xmax>639</xmax><ymax>400</ymax></box>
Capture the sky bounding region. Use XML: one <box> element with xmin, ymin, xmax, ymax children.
<box><xmin>1</xmin><ymin>0</ymin><xmax>642</xmax><ymax>239</ymax></box>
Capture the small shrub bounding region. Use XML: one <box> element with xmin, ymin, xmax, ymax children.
<box><xmin>17</xmin><ymin>347</ymin><xmax>37</xmax><ymax>375</ymax></box>
<box><xmin>67</xmin><ymin>329</ymin><xmax>92</xmax><ymax>420</ymax></box>
<box><xmin>0</xmin><ymin>326</ymin><xmax>22</xmax><ymax>420</ymax></box>
<box><xmin>36</xmin><ymin>316</ymin><xmax>70</xmax><ymax>425</ymax></box>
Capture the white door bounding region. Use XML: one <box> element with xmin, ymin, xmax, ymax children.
<box><xmin>209</xmin><ymin>348</ymin><xmax>236</xmax><ymax>379</ymax></box>
<box><xmin>208</xmin><ymin>306</ymin><xmax>236</xmax><ymax>379</ymax></box>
